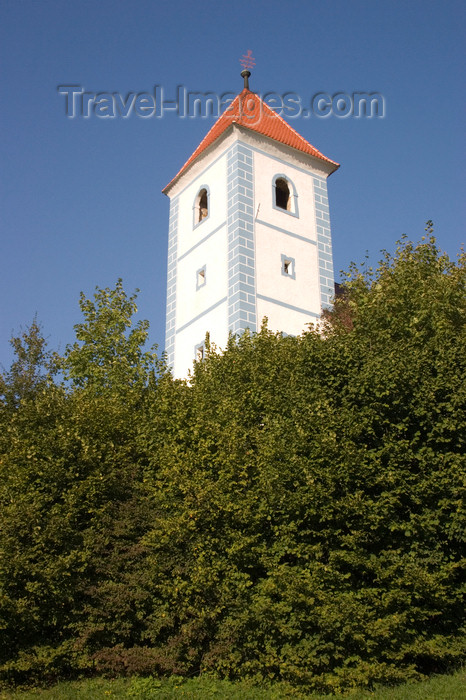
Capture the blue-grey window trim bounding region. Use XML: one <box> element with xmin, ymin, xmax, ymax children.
<box><xmin>196</xmin><ymin>265</ymin><xmax>206</xmax><ymax>290</ymax></box>
<box><xmin>194</xmin><ymin>341</ymin><xmax>205</xmax><ymax>361</ymax></box>
<box><xmin>193</xmin><ymin>185</ymin><xmax>210</xmax><ymax>229</ymax></box>
<box><xmin>272</xmin><ymin>173</ymin><xmax>299</xmax><ymax>218</ymax></box>
<box><xmin>281</xmin><ymin>254</ymin><xmax>296</xmax><ymax>279</ymax></box>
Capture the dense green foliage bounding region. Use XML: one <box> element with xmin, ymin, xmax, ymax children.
<box><xmin>0</xmin><ymin>236</ymin><xmax>464</xmax><ymax>693</ymax></box>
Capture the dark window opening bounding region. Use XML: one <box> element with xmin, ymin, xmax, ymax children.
<box><xmin>198</xmin><ymin>188</ymin><xmax>208</xmax><ymax>222</ymax></box>
<box><xmin>275</xmin><ymin>178</ymin><xmax>290</xmax><ymax>210</ymax></box>
<box><xmin>281</xmin><ymin>254</ymin><xmax>296</xmax><ymax>279</ymax></box>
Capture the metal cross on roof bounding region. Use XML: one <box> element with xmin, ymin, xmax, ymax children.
<box><xmin>239</xmin><ymin>50</ymin><xmax>255</xmax><ymax>71</ymax></box>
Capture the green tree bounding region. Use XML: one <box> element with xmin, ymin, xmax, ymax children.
<box><xmin>61</xmin><ymin>279</ymin><xmax>161</xmax><ymax>393</ymax></box>
<box><xmin>0</xmin><ymin>319</ymin><xmax>56</xmax><ymax>410</ymax></box>
<box><xmin>0</xmin><ymin>282</ymin><xmax>164</xmax><ymax>684</ymax></box>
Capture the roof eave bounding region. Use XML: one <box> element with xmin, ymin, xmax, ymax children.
<box><xmin>163</xmin><ymin>125</ymin><xmax>339</xmax><ymax>197</ymax></box>
<box><xmin>229</xmin><ymin>122</ymin><xmax>340</xmax><ymax>176</ymax></box>
<box><xmin>162</xmin><ymin>123</ymin><xmax>236</xmax><ymax>197</ymax></box>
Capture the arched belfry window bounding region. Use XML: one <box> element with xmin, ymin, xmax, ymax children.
<box><xmin>275</xmin><ymin>178</ymin><xmax>290</xmax><ymax>210</ymax></box>
<box><xmin>198</xmin><ymin>189</ymin><xmax>208</xmax><ymax>220</ymax></box>
<box><xmin>272</xmin><ymin>175</ymin><xmax>299</xmax><ymax>217</ymax></box>
<box><xmin>194</xmin><ymin>186</ymin><xmax>209</xmax><ymax>227</ymax></box>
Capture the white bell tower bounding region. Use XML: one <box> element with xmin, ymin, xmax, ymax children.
<box><xmin>163</xmin><ymin>68</ymin><xmax>339</xmax><ymax>378</ymax></box>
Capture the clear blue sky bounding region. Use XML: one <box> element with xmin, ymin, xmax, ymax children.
<box><xmin>1</xmin><ymin>0</ymin><xmax>464</xmax><ymax>370</ymax></box>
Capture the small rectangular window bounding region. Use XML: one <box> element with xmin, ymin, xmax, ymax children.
<box><xmin>281</xmin><ymin>254</ymin><xmax>296</xmax><ymax>279</ymax></box>
<box><xmin>195</xmin><ymin>342</ymin><xmax>205</xmax><ymax>361</ymax></box>
<box><xmin>196</xmin><ymin>266</ymin><xmax>206</xmax><ymax>290</ymax></box>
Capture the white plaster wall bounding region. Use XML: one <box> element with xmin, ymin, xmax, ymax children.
<box><xmin>176</xmin><ymin>224</ymin><xmax>228</xmax><ymax>330</ymax></box>
<box><xmin>232</xmin><ymin>125</ymin><xmax>335</xmax><ymax>180</ymax></box>
<box><xmin>256</xmin><ymin>298</ymin><xmax>318</xmax><ymax>336</ymax></box>
<box><xmin>168</xmin><ymin>140</ymin><xmax>233</xmax><ymax>379</ymax></box>
<box><xmin>253</xmin><ymin>149</ymin><xmax>317</xmax><ymax>240</ymax></box>
<box><xmin>252</xmin><ymin>145</ymin><xmax>322</xmax><ymax>334</ymax></box>
<box><xmin>255</xmin><ymin>220</ymin><xmax>321</xmax><ymax>319</ymax></box>
<box><xmin>174</xmin><ymin>300</ymin><xmax>229</xmax><ymax>378</ymax></box>
<box><xmin>176</xmin><ymin>155</ymin><xmax>228</xmax><ymax>260</ymax></box>
<box><xmin>166</xmin><ymin>130</ymin><xmax>238</xmax><ymax>199</ymax></box>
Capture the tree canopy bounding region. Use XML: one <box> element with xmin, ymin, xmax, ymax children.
<box><xmin>0</xmin><ymin>234</ymin><xmax>464</xmax><ymax>693</ymax></box>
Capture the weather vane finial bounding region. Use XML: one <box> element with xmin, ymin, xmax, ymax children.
<box><xmin>240</xmin><ymin>50</ymin><xmax>255</xmax><ymax>71</ymax></box>
<box><xmin>239</xmin><ymin>50</ymin><xmax>255</xmax><ymax>90</ymax></box>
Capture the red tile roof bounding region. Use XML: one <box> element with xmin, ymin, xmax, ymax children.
<box><xmin>163</xmin><ymin>89</ymin><xmax>339</xmax><ymax>193</ymax></box>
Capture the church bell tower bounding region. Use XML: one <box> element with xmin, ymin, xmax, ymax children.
<box><xmin>163</xmin><ymin>66</ymin><xmax>339</xmax><ymax>378</ymax></box>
